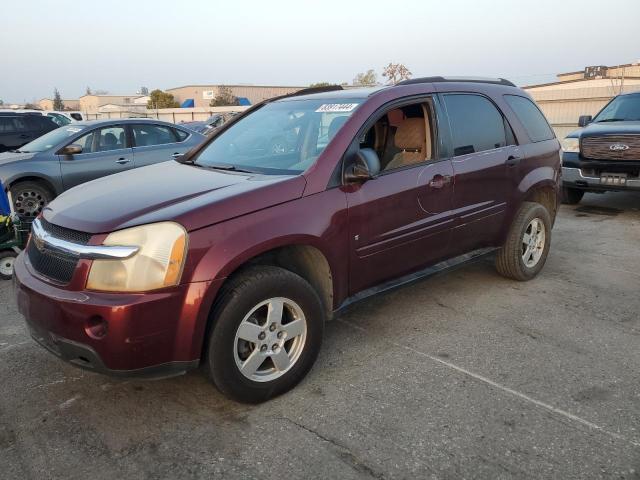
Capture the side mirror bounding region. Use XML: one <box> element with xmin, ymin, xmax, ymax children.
<box><xmin>60</xmin><ymin>144</ymin><xmax>82</xmax><ymax>156</ymax></box>
<box><xmin>578</xmin><ymin>115</ymin><xmax>592</xmax><ymax>127</ymax></box>
<box><xmin>344</xmin><ymin>148</ymin><xmax>381</xmax><ymax>183</ymax></box>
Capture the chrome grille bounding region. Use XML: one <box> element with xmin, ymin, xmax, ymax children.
<box><xmin>27</xmin><ymin>218</ymin><xmax>92</xmax><ymax>284</ymax></box>
<box><xmin>581</xmin><ymin>135</ymin><xmax>640</xmax><ymax>161</ymax></box>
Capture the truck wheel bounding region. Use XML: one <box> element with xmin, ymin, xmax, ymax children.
<box><xmin>206</xmin><ymin>266</ymin><xmax>324</xmax><ymax>403</ymax></box>
<box><xmin>10</xmin><ymin>181</ymin><xmax>54</xmax><ymax>218</ymax></box>
<box><xmin>495</xmin><ymin>201</ymin><xmax>552</xmax><ymax>281</ymax></box>
<box><xmin>561</xmin><ymin>187</ymin><xmax>584</xmax><ymax>205</ymax></box>
<box><xmin>0</xmin><ymin>251</ymin><xmax>17</xmax><ymax>280</ymax></box>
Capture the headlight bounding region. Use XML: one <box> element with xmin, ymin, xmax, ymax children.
<box><xmin>86</xmin><ymin>222</ymin><xmax>188</xmax><ymax>292</ymax></box>
<box><xmin>561</xmin><ymin>137</ymin><xmax>579</xmax><ymax>152</ymax></box>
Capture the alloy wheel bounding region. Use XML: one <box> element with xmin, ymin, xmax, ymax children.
<box><xmin>233</xmin><ymin>297</ymin><xmax>307</xmax><ymax>383</ymax></box>
<box><xmin>14</xmin><ymin>189</ymin><xmax>47</xmax><ymax>217</ymax></box>
<box><xmin>522</xmin><ymin>218</ymin><xmax>546</xmax><ymax>268</ymax></box>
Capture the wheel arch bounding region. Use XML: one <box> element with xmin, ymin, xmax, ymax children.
<box><xmin>9</xmin><ymin>175</ymin><xmax>59</xmax><ymax>197</ymax></box>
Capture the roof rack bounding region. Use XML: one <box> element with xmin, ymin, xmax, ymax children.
<box><xmin>287</xmin><ymin>85</ymin><xmax>344</xmax><ymax>97</ymax></box>
<box><xmin>397</xmin><ymin>76</ymin><xmax>516</xmax><ymax>87</ymax></box>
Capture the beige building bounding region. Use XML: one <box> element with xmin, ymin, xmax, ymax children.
<box><xmin>166</xmin><ymin>84</ymin><xmax>305</xmax><ymax>108</ymax></box>
<box><xmin>524</xmin><ymin>62</ymin><xmax>640</xmax><ymax>139</ymax></box>
<box><xmin>38</xmin><ymin>98</ymin><xmax>80</xmax><ymax>110</ymax></box>
<box><xmin>78</xmin><ymin>94</ymin><xmax>148</xmax><ymax>114</ymax></box>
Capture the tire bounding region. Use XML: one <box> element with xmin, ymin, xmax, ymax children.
<box><xmin>561</xmin><ymin>186</ymin><xmax>584</xmax><ymax>205</ymax></box>
<box><xmin>206</xmin><ymin>265</ymin><xmax>325</xmax><ymax>403</ymax></box>
<box><xmin>0</xmin><ymin>251</ymin><xmax>17</xmax><ymax>280</ymax></box>
<box><xmin>10</xmin><ymin>181</ymin><xmax>54</xmax><ymax>218</ymax></box>
<box><xmin>495</xmin><ymin>201</ymin><xmax>552</xmax><ymax>281</ymax></box>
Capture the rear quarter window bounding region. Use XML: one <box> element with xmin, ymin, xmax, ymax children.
<box><xmin>174</xmin><ymin>128</ymin><xmax>190</xmax><ymax>141</ymax></box>
<box><xmin>504</xmin><ymin>95</ymin><xmax>555</xmax><ymax>143</ymax></box>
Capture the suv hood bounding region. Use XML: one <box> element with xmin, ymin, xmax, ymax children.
<box><xmin>567</xmin><ymin>121</ymin><xmax>640</xmax><ymax>138</ymax></box>
<box><xmin>43</xmin><ymin>161</ymin><xmax>307</xmax><ymax>234</ymax></box>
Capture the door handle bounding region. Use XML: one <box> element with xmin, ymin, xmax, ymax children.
<box><xmin>116</xmin><ymin>158</ymin><xmax>131</xmax><ymax>164</ymax></box>
<box><xmin>428</xmin><ymin>174</ymin><xmax>452</xmax><ymax>189</ymax></box>
<box><xmin>172</xmin><ymin>152</ymin><xmax>184</xmax><ymax>159</ymax></box>
<box><xmin>506</xmin><ymin>154</ymin><xmax>523</xmax><ymax>167</ymax></box>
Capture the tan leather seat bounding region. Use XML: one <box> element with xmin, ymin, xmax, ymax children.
<box><xmin>385</xmin><ymin>116</ymin><xmax>431</xmax><ymax>170</ymax></box>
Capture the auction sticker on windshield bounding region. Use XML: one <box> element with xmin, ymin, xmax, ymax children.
<box><xmin>315</xmin><ymin>103</ymin><xmax>359</xmax><ymax>113</ymax></box>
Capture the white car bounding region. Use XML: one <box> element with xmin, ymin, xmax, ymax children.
<box><xmin>41</xmin><ymin>111</ymin><xmax>85</xmax><ymax>125</ymax></box>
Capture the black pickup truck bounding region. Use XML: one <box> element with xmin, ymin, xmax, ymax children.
<box><xmin>561</xmin><ymin>91</ymin><xmax>640</xmax><ymax>204</ymax></box>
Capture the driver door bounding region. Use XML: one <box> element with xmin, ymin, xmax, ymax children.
<box><xmin>346</xmin><ymin>99</ymin><xmax>456</xmax><ymax>294</ymax></box>
<box><xmin>60</xmin><ymin>125</ymin><xmax>134</xmax><ymax>190</ymax></box>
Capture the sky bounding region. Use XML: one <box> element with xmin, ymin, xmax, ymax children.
<box><xmin>1</xmin><ymin>0</ymin><xmax>639</xmax><ymax>103</ymax></box>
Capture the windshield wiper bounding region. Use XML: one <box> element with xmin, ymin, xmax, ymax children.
<box><xmin>201</xmin><ymin>163</ymin><xmax>256</xmax><ymax>174</ymax></box>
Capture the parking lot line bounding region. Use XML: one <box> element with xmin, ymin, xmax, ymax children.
<box><xmin>337</xmin><ymin>318</ymin><xmax>640</xmax><ymax>449</ymax></box>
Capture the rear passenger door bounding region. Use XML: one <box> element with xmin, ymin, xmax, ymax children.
<box><xmin>59</xmin><ymin>125</ymin><xmax>134</xmax><ymax>190</ymax></box>
<box><xmin>0</xmin><ymin>117</ymin><xmax>28</xmax><ymax>151</ymax></box>
<box><xmin>441</xmin><ymin>93</ymin><xmax>521</xmax><ymax>254</ymax></box>
<box><xmin>131</xmin><ymin>123</ymin><xmax>190</xmax><ymax>167</ymax></box>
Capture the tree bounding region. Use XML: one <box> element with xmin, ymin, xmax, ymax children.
<box><xmin>209</xmin><ymin>86</ymin><xmax>239</xmax><ymax>107</ymax></box>
<box><xmin>85</xmin><ymin>86</ymin><xmax>92</xmax><ymax>95</ymax></box>
<box><xmin>94</xmin><ymin>89</ymin><xmax>109</xmax><ymax>95</ymax></box>
<box><xmin>353</xmin><ymin>69</ymin><xmax>378</xmax><ymax>86</ymax></box>
<box><xmin>139</xmin><ymin>86</ymin><xmax>149</xmax><ymax>95</ymax></box>
<box><xmin>309</xmin><ymin>82</ymin><xmax>331</xmax><ymax>88</ymax></box>
<box><xmin>147</xmin><ymin>89</ymin><xmax>180</xmax><ymax>109</ymax></box>
<box><xmin>53</xmin><ymin>88</ymin><xmax>64</xmax><ymax>111</ymax></box>
<box><xmin>382</xmin><ymin>63</ymin><xmax>412</xmax><ymax>85</ymax></box>
<box><xmin>0</xmin><ymin>99</ymin><xmax>3</xmax><ymax>106</ymax></box>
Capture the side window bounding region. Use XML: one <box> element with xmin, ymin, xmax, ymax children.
<box><xmin>0</xmin><ymin>118</ymin><xmax>16</xmax><ymax>133</ymax></box>
<box><xmin>132</xmin><ymin>124</ymin><xmax>178</xmax><ymax>147</ymax></box>
<box><xmin>70</xmin><ymin>113</ymin><xmax>83</xmax><ymax>121</ymax></box>
<box><xmin>360</xmin><ymin>101</ymin><xmax>436</xmax><ymax>172</ymax></box>
<box><xmin>443</xmin><ymin>94</ymin><xmax>507</xmax><ymax>156</ymax></box>
<box><xmin>504</xmin><ymin>95</ymin><xmax>555</xmax><ymax>142</ymax></box>
<box><xmin>73</xmin><ymin>127</ymin><xmax>126</xmax><ymax>153</ymax></box>
<box><xmin>174</xmin><ymin>128</ymin><xmax>189</xmax><ymax>141</ymax></box>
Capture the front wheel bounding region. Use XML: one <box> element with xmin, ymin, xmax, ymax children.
<box><xmin>495</xmin><ymin>201</ymin><xmax>552</xmax><ymax>281</ymax></box>
<box><xmin>10</xmin><ymin>181</ymin><xmax>54</xmax><ymax>218</ymax></box>
<box><xmin>206</xmin><ymin>266</ymin><xmax>324</xmax><ymax>403</ymax></box>
<box><xmin>0</xmin><ymin>251</ymin><xmax>17</xmax><ymax>280</ymax></box>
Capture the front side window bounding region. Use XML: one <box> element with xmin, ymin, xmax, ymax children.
<box><xmin>194</xmin><ymin>98</ymin><xmax>361</xmax><ymax>174</ymax></box>
<box><xmin>358</xmin><ymin>101</ymin><xmax>436</xmax><ymax>172</ymax></box>
<box><xmin>504</xmin><ymin>95</ymin><xmax>554</xmax><ymax>142</ymax></box>
<box><xmin>593</xmin><ymin>94</ymin><xmax>640</xmax><ymax>122</ymax></box>
<box><xmin>74</xmin><ymin>126</ymin><xmax>127</xmax><ymax>153</ymax></box>
<box><xmin>444</xmin><ymin>94</ymin><xmax>507</xmax><ymax>156</ymax></box>
<box><xmin>133</xmin><ymin>124</ymin><xmax>178</xmax><ymax>147</ymax></box>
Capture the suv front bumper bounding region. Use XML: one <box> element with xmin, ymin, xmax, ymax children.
<box><xmin>14</xmin><ymin>252</ymin><xmax>222</xmax><ymax>378</ymax></box>
<box><xmin>562</xmin><ymin>167</ymin><xmax>640</xmax><ymax>192</ymax></box>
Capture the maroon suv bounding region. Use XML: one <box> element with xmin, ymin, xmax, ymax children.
<box><xmin>14</xmin><ymin>78</ymin><xmax>561</xmax><ymax>403</ymax></box>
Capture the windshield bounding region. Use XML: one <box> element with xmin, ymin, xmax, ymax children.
<box><xmin>593</xmin><ymin>94</ymin><xmax>640</xmax><ymax>122</ymax></box>
<box><xmin>18</xmin><ymin>125</ymin><xmax>86</xmax><ymax>152</ymax></box>
<box><xmin>193</xmin><ymin>98</ymin><xmax>361</xmax><ymax>174</ymax></box>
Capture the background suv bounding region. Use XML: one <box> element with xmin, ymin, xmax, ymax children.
<box><xmin>14</xmin><ymin>79</ymin><xmax>561</xmax><ymax>403</ymax></box>
<box><xmin>0</xmin><ymin>118</ymin><xmax>204</xmax><ymax>217</ymax></box>
<box><xmin>561</xmin><ymin>91</ymin><xmax>640</xmax><ymax>204</ymax></box>
<box><xmin>0</xmin><ymin>113</ymin><xmax>58</xmax><ymax>153</ymax></box>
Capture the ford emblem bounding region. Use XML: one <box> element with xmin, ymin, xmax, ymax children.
<box><xmin>609</xmin><ymin>143</ymin><xmax>629</xmax><ymax>151</ymax></box>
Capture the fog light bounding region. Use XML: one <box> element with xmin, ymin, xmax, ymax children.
<box><xmin>85</xmin><ymin>316</ymin><xmax>108</xmax><ymax>339</ymax></box>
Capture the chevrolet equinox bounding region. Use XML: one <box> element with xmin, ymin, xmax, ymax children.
<box><xmin>14</xmin><ymin>78</ymin><xmax>561</xmax><ymax>403</ymax></box>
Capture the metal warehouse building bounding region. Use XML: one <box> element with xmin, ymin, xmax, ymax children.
<box><xmin>166</xmin><ymin>85</ymin><xmax>305</xmax><ymax>108</ymax></box>
<box><xmin>524</xmin><ymin>62</ymin><xmax>640</xmax><ymax>140</ymax></box>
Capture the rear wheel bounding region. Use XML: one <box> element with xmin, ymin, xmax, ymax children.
<box><xmin>206</xmin><ymin>266</ymin><xmax>324</xmax><ymax>403</ymax></box>
<box><xmin>495</xmin><ymin>201</ymin><xmax>552</xmax><ymax>281</ymax></box>
<box><xmin>10</xmin><ymin>181</ymin><xmax>54</xmax><ymax>218</ymax></box>
<box><xmin>0</xmin><ymin>251</ymin><xmax>16</xmax><ymax>280</ymax></box>
<box><xmin>561</xmin><ymin>186</ymin><xmax>584</xmax><ymax>205</ymax></box>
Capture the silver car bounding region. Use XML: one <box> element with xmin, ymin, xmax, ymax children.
<box><xmin>0</xmin><ymin>119</ymin><xmax>205</xmax><ymax>217</ymax></box>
